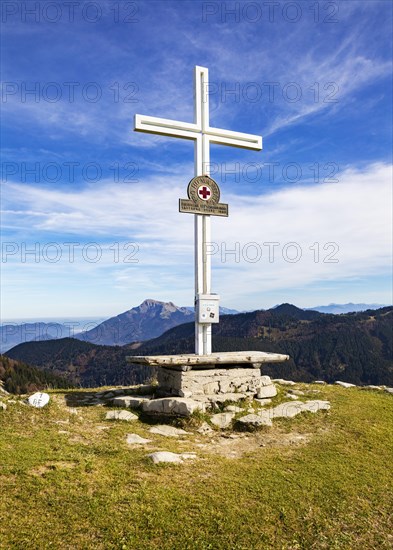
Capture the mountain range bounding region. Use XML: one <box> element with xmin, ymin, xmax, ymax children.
<box><xmin>5</xmin><ymin>304</ymin><xmax>392</xmax><ymax>390</ymax></box>
<box><xmin>1</xmin><ymin>300</ymin><xmax>387</xmax><ymax>353</ymax></box>
<box><xmin>307</xmin><ymin>303</ymin><xmax>387</xmax><ymax>314</ymax></box>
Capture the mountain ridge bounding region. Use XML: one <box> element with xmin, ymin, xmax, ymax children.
<box><xmin>6</xmin><ymin>305</ymin><xmax>392</xmax><ymax>388</ymax></box>
<box><xmin>2</xmin><ymin>300</ymin><xmax>389</xmax><ymax>353</ymax></box>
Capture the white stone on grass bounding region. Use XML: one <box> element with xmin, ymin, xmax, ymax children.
<box><xmin>385</xmin><ymin>388</ymin><xmax>393</xmax><ymax>394</ymax></box>
<box><xmin>285</xmin><ymin>394</ymin><xmax>299</xmax><ymax>400</ymax></box>
<box><xmin>272</xmin><ymin>379</ymin><xmax>296</xmax><ymax>386</ymax></box>
<box><xmin>105</xmin><ymin>410</ymin><xmax>138</xmax><ymax>421</ymax></box>
<box><xmin>302</xmin><ymin>400</ymin><xmax>331</xmax><ymax>413</ymax></box>
<box><xmin>149</xmin><ymin>425</ymin><xmax>189</xmax><ymax>437</ymax></box>
<box><xmin>289</xmin><ymin>389</ymin><xmax>306</xmax><ymax>396</ymax></box>
<box><xmin>314</xmin><ymin>380</ymin><xmax>326</xmax><ymax>385</ymax></box>
<box><xmin>270</xmin><ymin>402</ymin><xmax>304</xmax><ymax>419</ymax></box>
<box><xmin>210</xmin><ymin>412</ymin><xmax>236</xmax><ymax>429</ymax></box>
<box><xmin>126</xmin><ymin>434</ymin><xmax>151</xmax><ymax>445</ymax></box>
<box><xmin>269</xmin><ymin>400</ymin><xmax>331</xmax><ymax>419</ymax></box>
<box><xmin>0</xmin><ymin>402</ymin><xmax>7</xmax><ymax>410</ymax></box>
<box><xmin>148</xmin><ymin>451</ymin><xmax>197</xmax><ymax>464</ymax></box>
<box><xmin>28</xmin><ymin>392</ymin><xmax>50</xmax><ymax>408</ymax></box>
<box><xmin>256</xmin><ymin>385</ymin><xmax>277</xmax><ymax>398</ymax></box>
<box><xmin>335</xmin><ymin>381</ymin><xmax>356</xmax><ymax>388</ymax></box>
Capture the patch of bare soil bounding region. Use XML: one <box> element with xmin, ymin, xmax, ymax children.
<box><xmin>29</xmin><ymin>461</ymin><xmax>77</xmax><ymax>476</ymax></box>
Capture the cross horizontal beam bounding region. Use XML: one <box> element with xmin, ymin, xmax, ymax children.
<box><xmin>134</xmin><ymin>115</ymin><xmax>262</xmax><ymax>150</ymax></box>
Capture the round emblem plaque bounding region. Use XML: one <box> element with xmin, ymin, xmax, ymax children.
<box><xmin>187</xmin><ymin>175</ymin><xmax>220</xmax><ymax>205</ymax></box>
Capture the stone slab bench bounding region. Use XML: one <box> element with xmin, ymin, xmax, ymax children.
<box><xmin>126</xmin><ymin>351</ymin><xmax>289</xmax><ymax>399</ymax></box>
<box><xmin>126</xmin><ymin>351</ymin><xmax>289</xmax><ymax>371</ymax></box>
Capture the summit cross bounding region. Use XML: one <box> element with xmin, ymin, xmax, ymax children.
<box><xmin>134</xmin><ymin>66</ymin><xmax>262</xmax><ymax>356</ymax></box>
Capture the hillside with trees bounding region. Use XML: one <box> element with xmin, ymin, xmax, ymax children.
<box><xmin>0</xmin><ymin>355</ymin><xmax>74</xmax><ymax>394</ymax></box>
<box><xmin>5</xmin><ymin>306</ymin><xmax>393</xmax><ymax>387</ymax></box>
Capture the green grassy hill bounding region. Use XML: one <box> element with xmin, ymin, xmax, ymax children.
<box><xmin>0</xmin><ymin>384</ymin><xmax>392</xmax><ymax>549</ymax></box>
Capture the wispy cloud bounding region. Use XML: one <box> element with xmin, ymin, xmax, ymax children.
<box><xmin>3</xmin><ymin>162</ymin><xmax>391</xmax><ymax>311</ymax></box>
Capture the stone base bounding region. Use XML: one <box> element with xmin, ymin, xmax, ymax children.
<box><xmin>157</xmin><ymin>367</ymin><xmax>277</xmax><ymax>399</ymax></box>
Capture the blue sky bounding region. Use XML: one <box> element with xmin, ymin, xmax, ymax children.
<box><xmin>1</xmin><ymin>0</ymin><xmax>392</xmax><ymax>319</ymax></box>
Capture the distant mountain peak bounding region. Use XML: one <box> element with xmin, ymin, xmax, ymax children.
<box><xmin>272</xmin><ymin>303</ymin><xmax>304</xmax><ymax>313</ymax></box>
<box><xmin>74</xmin><ymin>299</ymin><xmax>193</xmax><ymax>346</ymax></box>
<box><xmin>271</xmin><ymin>303</ymin><xmax>320</xmax><ymax>320</ymax></box>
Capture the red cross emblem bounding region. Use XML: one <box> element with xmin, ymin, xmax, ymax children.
<box><xmin>198</xmin><ymin>185</ymin><xmax>211</xmax><ymax>201</ymax></box>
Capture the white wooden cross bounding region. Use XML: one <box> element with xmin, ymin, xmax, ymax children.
<box><xmin>134</xmin><ymin>66</ymin><xmax>262</xmax><ymax>356</ymax></box>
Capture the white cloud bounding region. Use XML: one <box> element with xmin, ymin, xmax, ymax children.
<box><xmin>2</xmin><ymin>162</ymin><xmax>392</xmax><ymax>313</ymax></box>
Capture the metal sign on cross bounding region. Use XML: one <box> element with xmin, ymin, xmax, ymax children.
<box><xmin>134</xmin><ymin>66</ymin><xmax>262</xmax><ymax>356</ymax></box>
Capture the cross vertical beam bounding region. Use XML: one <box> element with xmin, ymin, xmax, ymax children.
<box><xmin>134</xmin><ymin>66</ymin><xmax>262</xmax><ymax>355</ymax></box>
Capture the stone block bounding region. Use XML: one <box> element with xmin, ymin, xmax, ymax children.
<box><xmin>210</xmin><ymin>412</ymin><xmax>236</xmax><ymax>429</ymax></box>
<box><xmin>256</xmin><ymin>385</ymin><xmax>277</xmax><ymax>398</ymax></box>
<box><xmin>112</xmin><ymin>396</ymin><xmax>149</xmax><ymax>409</ymax></box>
<box><xmin>157</xmin><ymin>367</ymin><xmax>275</xmax><ymax>399</ymax></box>
<box><xmin>142</xmin><ymin>397</ymin><xmax>205</xmax><ymax>417</ymax></box>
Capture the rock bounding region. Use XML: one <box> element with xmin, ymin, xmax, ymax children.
<box><xmin>335</xmin><ymin>381</ymin><xmax>356</xmax><ymax>388</ymax></box>
<box><xmin>288</xmin><ymin>389</ymin><xmax>306</xmax><ymax>396</ymax></box>
<box><xmin>142</xmin><ymin>397</ymin><xmax>205</xmax><ymax>417</ymax></box>
<box><xmin>0</xmin><ymin>402</ymin><xmax>7</xmax><ymax>410</ymax></box>
<box><xmin>148</xmin><ymin>451</ymin><xmax>197</xmax><ymax>464</ymax></box>
<box><xmin>285</xmin><ymin>394</ymin><xmax>299</xmax><ymax>400</ymax></box>
<box><xmin>126</xmin><ymin>433</ymin><xmax>151</xmax><ymax>445</ymax></box>
<box><xmin>210</xmin><ymin>412</ymin><xmax>236</xmax><ymax>429</ymax></box>
<box><xmin>314</xmin><ymin>380</ymin><xmax>326</xmax><ymax>384</ymax></box>
<box><xmin>272</xmin><ymin>379</ymin><xmax>296</xmax><ymax>386</ymax></box>
<box><xmin>112</xmin><ymin>396</ymin><xmax>149</xmax><ymax>409</ymax></box>
<box><xmin>269</xmin><ymin>400</ymin><xmax>331</xmax><ymax>419</ymax></box>
<box><xmin>385</xmin><ymin>387</ymin><xmax>393</xmax><ymax>394</ymax></box>
<box><xmin>363</xmin><ymin>385</ymin><xmax>382</xmax><ymax>391</ymax></box>
<box><xmin>236</xmin><ymin>413</ymin><xmax>272</xmax><ymax>428</ymax></box>
<box><xmin>193</xmin><ymin>393</ymin><xmax>247</xmax><ymax>405</ymax></box>
<box><xmin>270</xmin><ymin>402</ymin><xmax>304</xmax><ymax>418</ymax></box>
<box><xmin>302</xmin><ymin>400</ymin><xmax>331</xmax><ymax>413</ymax></box>
<box><xmin>254</xmin><ymin>398</ymin><xmax>272</xmax><ymax>405</ymax></box>
<box><xmin>197</xmin><ymin>422</ymin><xmax>214</xmax><ymax>435</ymax></box>
<box><xmin>224</xmin><ymin>405</ymin><xmax>244</xmax><ymax>413</ymax></box>
<box><xmin>105</xmin><ymin>410</ymin><xmax>138</xmax><ymax>421</ymax></box>
<box><xmin>256</xmin><ymin>384</ymin><xmax>277</xmax><ymax>398</ymax></box>
<box><xmin>149</xmin><ymin>425</ymin><xmax>189</xmax><ymax>437</ymax></box>
<box><xmin>28</xmin><ymin>392</ymin><xmax>50</xmax><ymax>408</ymax></box>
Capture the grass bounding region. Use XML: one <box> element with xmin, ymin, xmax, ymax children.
<box><xmin>0</xmin><ymin>385</ymin><xmax>392</xmax><ymax>549</ymax></box>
